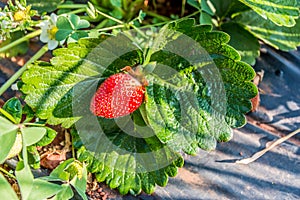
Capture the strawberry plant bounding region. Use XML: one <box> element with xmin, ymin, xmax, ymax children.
<box><xmin>19</xmin><ymin>18</ymin><xmax>258</xmax><ymax>194</ymax></box>
<box><xmin>0</xmin><ymin>0</ymin><xmax>299</xmax><ymax>198</ymax></box>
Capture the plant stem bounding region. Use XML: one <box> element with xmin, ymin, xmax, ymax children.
<box><xmin>96</xmin><ymin>10</ymin><xmax>124</xmax><ymax>24</ymax></box>
<box><xmin>95</xmin><ymin>18</ymin><xmax>109</xmax><ymax>29</ymax></box>
<box><xmin>65</xmin><ymin>8</ymin><xmax>87</xmax><ymax>15</ymax></box>
<box><xmin>23</xmin><ymin>123</ymin><xmax>45</xmax><ymax>127</ymax></box>
<box><xmin>0</xmin><ymin>29</ymin><xmax>42</xmax><ymax>53</ymax></box>
<box><xmin>181</xmin><ymin>0</ymin><xmax>186</xmax><ymax>17</ymax></box>
<box><xmin>96</xmin><ymin>24</ymin><xmax>125</xmax><ymax>32</ymax></box>
<box><xmin>0</xmin><ymin>45</ymin><xmax>48</xmax><ymax>96</ymax></box>
<box><xmin>57</xmin><ymin>4</ymin><xmax>87</xmax><ymax>9</ymax></box>
<box><xmin>0</xmin><ymin>166</ymin><xmax>16</xmax><ymax>179</ymax></box>
<box><xmin>144</xmin><ymin>10</ymin><xmax>171</xmax><ymax>22</ymax></box>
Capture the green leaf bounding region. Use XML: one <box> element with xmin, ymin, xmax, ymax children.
<box><xmin>221</xmin><ymin>22</ymin><xmax>260</xmax><ymax>65</ymax></box>
<box><xmin>56</xmin><ymin>16</ymin><xmax>73</xmax><ymax>41</ymax></box>
<box><xmin>235</xmin><ymin>10</ymin><xmax>300</xmax><ymax>50</ymax></box>
<box><xmin>52</xmin><ymin>184</ymin><xmax>73</xmax><ymax>200</ymax></box>
<box><xmin>75</xmin><ymin>117</ymin><xmax>184</xmax><ymax>195</ymax></box>
<box><xmin>200</xmin><ymin>11</ymin><xmax>213</xmax><ymax>25</ymax></box>
<box><xmin>238</xmin><ymin>0</ymin><xmax>300</xmax><ymax>27</ymax></box>
<box><xmin>2</xmin><ymin>97</ymin><xmax>22</xmax><ymax>124</ymax></box>
<box><xmin>27</xmin><ymin>0</ymin><xmax>64</xmax><ymax>14</ymax></box>
<box><xmin>70</xmin><ymin>110</ymin><xmax>183</xmax><ymax>195</ymax></box>
<box><xmin>76</xmin><ymin>20</ymin><xmax>90</xmax><ymax>29</ymax></box>
<box><xmin>69</xmin><ymin>14</ymin><xmax>90</xmax><ymax>29</ymax></box>
<box><xmin>56</xmin><ymin>15</ymin><xmax>73</xmax><ymax>30</ymax></box>
<box><xmin>145</xmin><ymin>19</ymin><xmax>257</xmax><ymax>153</ymax></box>
<box><xmin>0</xmin><ymin>172</ymin><xmax>19</xmax><ymax>200</ymax></box>
<box><xmin>15</xmin><ymin>164</ymin><xmax>34</xmax><ymax>200</ymax></box>
<box><xmin>68</xmin><ymin>14</ymin><xmax>80</xmax><ymax>29</ymax></box>
<box><xmin>0</xmin><ymin>116</ymin><xmax>18</xmax><ymax>163</ymax></box>
<box><xmin>35</xmin><ymin>127</ymin><xmax>57</xmax><ymax>146</ymax></box>
<box><xmin>27</xmin><ymin>179</ymin><xmax>63</xmax><ymax>200</ymax></box>
<box><xmin>21</xmin><ymin>127</ymin><xmax>47</xmax><ymax>146</ymax></box>
<box><xmin>187</xmin><ymin>0</ymin><xmax>201</xmax><ymax>10</ymax></box>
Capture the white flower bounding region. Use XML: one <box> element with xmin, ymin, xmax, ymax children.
<box><xmin>39</xmin><ymin>13</ymin><xmax>63</xmax><ymax>50</ymax></box>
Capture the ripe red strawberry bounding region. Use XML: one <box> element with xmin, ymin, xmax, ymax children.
<box><xmin>90</xmin><ymin>68</ymin><xmax>147</xmax><ymax>118</ymax></box>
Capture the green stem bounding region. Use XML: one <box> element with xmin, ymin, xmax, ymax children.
<box><xmin>181</xmin><ymin>0</ymin><xmax>186</xmax><ymax>17</ymax></box>
<box><xmin>96</xmin><ymin>24</ymin><xmax>125</xmax><ymax>32</ymax></box>
<box><xmin>0</xmin><ymin>166</ymin><xmax>16</xmax><ymax>179</ymax></box>
<box><xmin>65</xmin><ymin>8</ymin><xmax>87</xmax><ymax>15</ymax></box>
<box><xmin>96</xmin><ymin>10</ymin><xmax>124</xmax><ymax>24</ymax></box>
<box><xmin>57</xmin><ymin>4</ymin><xmax>87</xmax><ymax>9</ymax></box>
<box><xmin>184</xmin><ymin>10</ymin><xmax>201</xmax><ymax>18</ymax></box>
<box><xmin>0</xmin><ymin>45</ymin><xmax>48</xmax><ymax>96</ymax></box>
<box><xmin>144</xmin><ymin>10</ymin><xmax>171</xmax><ymax>22</ymax></box>
<box><xmin>0</xmin><ymin>29</ymin><xmax>42</xmax><ymax>53</ymax></box>
<box><xmin>23</xmin><ymin>123</ymin><xmax>45</xmax><ymax>127</ymax></box>
<box><xmin>95</xmin><ymin>18</ymin><xmax>109</xmax><ymax>29</ymax></box>
<box><xmin>0</xmin><ymin>108</ymin><xmax>17</xmax><ymax>124</ymax></box>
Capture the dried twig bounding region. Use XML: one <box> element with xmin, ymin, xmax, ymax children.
<box><xmin>236</xmin><ymin>128</ymin><xmax>300</xmax><ymax>164</ymax></box>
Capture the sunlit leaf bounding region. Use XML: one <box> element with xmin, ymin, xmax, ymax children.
<box><xmin>21</xmin><ymin>127</ymin><xmax>47</xmax><ymax>146</ymax></box>
<box><xmin>235</xmin><ymin>10</ymin><xmax>300</xmax><ymax>50</ymax></box>
<box><xmin>238</xmin><ymin>0</ymin><xmax>299</xmax><ymax>27</ymax></box>
<box><xmin>0</xmin><ymin>116</ymin><xmax>18</xmax><ymax>163</ymax></box>
<box><xmin>0</xmin><ymin>172</ymin><xmax>19</xmax><ymax>200</ymax></box>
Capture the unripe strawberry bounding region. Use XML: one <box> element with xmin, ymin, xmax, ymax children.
<box><xmin>90</xmin><ymin>67</ymin><xmax>147</xmax><ymax>118</ymax></box>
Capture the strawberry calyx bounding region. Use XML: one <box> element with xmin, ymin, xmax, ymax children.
<box><xmin>121</xmin><ymin>65</ymin><xmax>149</xmax><ymax>87</ymax></box>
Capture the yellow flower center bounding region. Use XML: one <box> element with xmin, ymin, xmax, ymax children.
<box><xmin>13</xmin><ymin>10</ymin><xmax>26</xmax><ymax>22</ymax></box>
<box><xmin>48</xmin><ymin>26</ymin><xmax>58</xmax><ymax>40</ymax></box>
